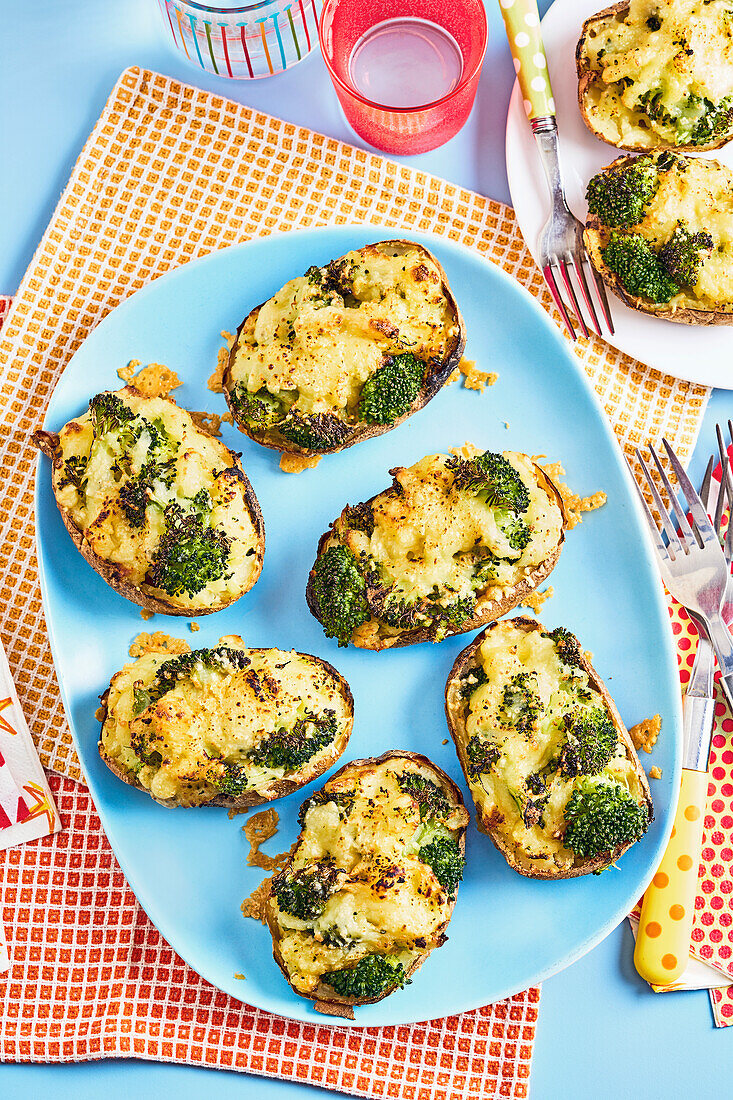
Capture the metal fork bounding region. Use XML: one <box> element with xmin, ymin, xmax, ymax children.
<box><xmin>630</xmin><ymin>439</ymin><xmax>733</xmax><ymax>705</ymax></box>
<box><xmin>497</xmin><ymin>0</ymin><xmax>614</xmax><ymax>341</ymax></box>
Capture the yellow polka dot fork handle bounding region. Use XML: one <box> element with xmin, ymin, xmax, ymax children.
<box><xmin>497</xmin><ymin>0</ymin><xmax>555</xmax><ymax>125</ymax></box>
<box><xmin>634</xmin><ymin>670</ymin><xmax>715</xmax><ymax>987</ymax></box>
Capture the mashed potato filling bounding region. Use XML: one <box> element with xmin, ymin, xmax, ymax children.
<box><xmin>100</xmin><ymin>636</ymin><xmax>351</xmax><ymax>806</ymax></box>
<box><xmin>270</xmin><ymin>759</ymin><xmax>468</xmax><ymax>995</ymax></box>
<box><xmin>461</xmin><ymin>622</ymin><xmax>644</xmax><ymax>874</ymax></box>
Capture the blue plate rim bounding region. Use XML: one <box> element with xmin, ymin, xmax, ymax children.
<box><xmin>34</xmin><ymin>224</ymin><xmax>683</xmax><ymax>1024</ymax></box>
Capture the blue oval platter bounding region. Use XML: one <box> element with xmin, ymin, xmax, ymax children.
<box><xmin>35</xmin><ymin>226</ymin><xmax>682</xmax><ymax>1026</ymax></box>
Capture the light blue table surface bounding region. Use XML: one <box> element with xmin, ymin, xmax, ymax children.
<box><xmin>0</xmin><ymin>1</ymin><xmax>730</xmax><ymax>1096</ymax></box>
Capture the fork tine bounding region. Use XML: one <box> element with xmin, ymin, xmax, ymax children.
<box><xmin>649</xmin><ymin>443</ymin><xmax>695</xmax><ymax>551</ymax></box>
<box><xmin>573</xmin><ymin>257</ymin><xmax>602</xmax><ymax>338</ymax></box>
<box><xmin>662</xmin><ymin>438</ymin><xmax>718</xmax><ymax>544</ymax></box>
<box><xmin>559</xmin><ymin>259</ymin><xmax>589</xmax><ymax>339</ymax></box>
<box><xmin>715</xmin><ymin>426</ymin><xmax>729</xmax><ymax>540</ymax></box>
<box><xmin>635</xmin><ymin>449</ymin><xmax>684</xmax><ymax>556</ymax></box>
<box><xmin>689</xmin><ymin>454</ymin><xmax>714</xmax><ymax>549</ymax></box>
<box><xmin>626</xmin><ymin>456</ymin><xmax>672</xmax><ymax>568</ymax></box>
<box><xmin>542</xmin><ymin>263</ymin><xmax>576</xmax><ymax>341</ymax></box>
<box><xmin>588</xmin><ymin>265</ymin><xmax>615</xmax><ymax>336</ymax></box>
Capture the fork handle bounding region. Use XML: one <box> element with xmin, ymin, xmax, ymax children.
<box><xmin>498</xmin><ymin>0</ymin><xmax>556</xmax><ymax>121</ymax></box>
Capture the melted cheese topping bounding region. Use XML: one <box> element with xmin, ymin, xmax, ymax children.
<box><xmin>270</xmin><ymin>759</ymin><xmax>468</xmax><ymax>995</ymax></box>
<box><xmin>229</xmin><ymin>242</ymin><xmax>459</xmax><ymax>416</ymax></box>
<box><xmin>54</xmin><ymin>388</ymin><xmax>261</xmax><ymax>611</ymax></box>
<box><xmin>100</xmin><ymin>637</ymin><xmax>350</xmax><ymax>806</ymax></box>
<box><xmin>334</xmin><ymin>451</ymin><xmax>563</xmax><ymax>641</ymax></box>
<box><xmin>461</xmin><ymin>622</ymin><xmax>645</xmax><ymax>874</ymax></box>
<box><xmin>581</xmin><ymin>0</ymin><xmax>733</xmax><ymax>148</ymax></box>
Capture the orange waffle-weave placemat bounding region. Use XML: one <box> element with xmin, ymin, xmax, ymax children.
<box><xmin>0</xmin><ymin>774</ymin><xmax>539</xmax><ymax>1097</ymax></box>
<box><xmin>0</xmin><ymin>66</ymin><xmax>709</xmax><ymax>782</ymax></box>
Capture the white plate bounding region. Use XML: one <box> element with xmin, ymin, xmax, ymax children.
<box><xmin>505</xmin><ymin>0</ymin><xmax>733</xmax><ymax>389</ymax></box>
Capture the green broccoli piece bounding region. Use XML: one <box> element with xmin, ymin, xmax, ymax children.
<box><xmin>495</xmin><ymin>509</ymin><xmax>531</xmax><ymax>553</ymax></box>
<box><xmin>231</xmin><ymin>384</ymin><xmax>285</xmax><ymax>432</ymax></box>
<box><xmin>248</xmin><ymin>711</ymin><xmax>338</xmax><ymax>772</ymax></box>
<box><xmin>357</xmin><ymin>353</ymin><xmax>425</xmax><ymax>426</ymax></box>
<box><xmin>586</xmin><ymin>159</ymin><xmax>660</xmax><ymax>228</ymax></box>
<box><xmin>448</xmin><ymin>452</ymin><xmax>530</xmax><ymax>513</ymax></box>
<box><xmin>465</xmin><ymin>735</ymin><xmax>500</xmax><ymax>777</ymax></box>
<box><xmin>215</xmin><ymin>762</ymin><xmax>249</xmax><ymax>798</ymax></box>
<box><xmin>418</xmin><ymin>835</ymin><xmax>464</xmax><ymax>897</ymax></box>
<box><xmin>399</xmin><ymin>773</ymin><xmax>452</xmax><ymax>821</ymax></box>
<box><xmin>270</xmin><ymin>861</ymin><xmax>340</xmax><ymax>921</ymax></box>
<box><xmin>657</xmin><ymin>224</ymin><xmax>713</xmax><ymax>288</ymax></box>
<box><xmin>118</xmin><ymin>469</ymin><xmax>152</xmax><ymax>528</ymax></box>
<box><xmin>498</xmin><ymin>672</ymin><xmax>542</xmax><ymax>735</ymax></box>
<box><xmin>559</xmin><ymin>707</ymin><xmax>618</xmax><ymax>777</ymax></box>
<box><xmin>297</xmin><ymin>789</ymin><xmax>355</xmax><ymax>829</ymax></box>
<box><xmin>278</xmin><ymin>411</ymin><xmax>350</xmax><ymax>452</ymax></box>
<box><xmin>323</xmin><ymin>954</ymin><xmax>408</xmax><ymax>999</ymax></box>
<box><xmin>544</xmin><ymin>626</ymin><xmax>583</xmax><ymax>668</ymax></box>
<box><xmin>601</xmin><ymin>232</ymin><xmax>680</xmax><ymax>304</ymax></box>
<box><xmin>342</xmin><ymin>502</ymin><xmax>375</xmax><ymax>536</ymax></box>
<box><xmin>688</xmin><ymin>95</ymin><xmax>733</xmax><ymax>145</ymax></box>
<box><xmin>149</xmin><ymin>502</ymin><xmax>231</xmax><ymax>598</ymax></box>
<box><xmin>460</xmin><ymin>666</ymin><xmax>488</xmax><ymax>698</ymax></box>
<box><xmin>310</xmin><ymin>544</ymin><xmax>370</xmax><ymax>646</ymax></box>
<box><xmin>563</xmin><ymin>776</ymin><xmax>649</xmax><ymax>859</ymax></box>
<box><xmin>61</xmin><ymin>454</ymin><xmax>88</xmax><ymax>493</ymax></box>
<box><xmin>89</xmin><ymin>392</ymin><xmax>137</xmax><ymax>437</ymax></box>
<box><xmin>149</xmin><ymin>646</ymin><xmax>249</xmax><ymax>704</ymax></box>
<box><xmin>427</xmin><ymin>595</ymin><xmax>476</xmax><ymax>640</ymax></box>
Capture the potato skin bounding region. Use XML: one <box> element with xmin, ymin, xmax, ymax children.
<box><xmin>305</xmin><ymin>464</ymin><xmax>566</xmax><ymax>651</ymax></box>
<box><xmin>576</xmin><ymin>2</ymin><xmax>733</xmax><ymax>153</ymax></box>
<box><xmin>583</xmin><ymin>154</ymin><xmax>733</xmax><ymax>326</ymax></box>
<box><xmin>222</xmin><ymin>240</ymin><xmax>467</xmax><ymax>459</ymax></box>
<box><xmin>444</xmin><ymin>617</ymin><xmax>654</xmax><ymax>879</ymax></box>
<box><xmin>267</xmin><ymin>750</ymin><xmax>468</xmax><ymax>1017</ymax></box>
<box><xmin>96</xmin><ymin>651</ymin><xmax>354</xmax><ymax>810</ymax></box>
<box><xmin>33</xmin><ymin>412</ymin><xmax>266</xmax><ymax>616</ymax></box>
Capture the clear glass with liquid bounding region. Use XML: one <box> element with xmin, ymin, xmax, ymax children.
<box><xmin>349</xmin><ymin>18</ymin><xmax>463</xmax><ymax>110</ymax></box>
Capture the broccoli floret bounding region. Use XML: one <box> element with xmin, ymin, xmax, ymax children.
<box><xmin>298</xmin><ymin>789</ymin><xmax>355</xmax><ymax>829</ymax></box>
<box><xmin>563</xmin><ymin>776</ymin><xmax>649</xmax><ymax>859</ymax></box>
<box><xmin>559</xmin><ymin>707</ymin><xmax>618</xmax><ymax>777</ymax></box>
<box><xmin>61</xmin><ymin>454</ymin><xmax>88</xmax><ymax>493</ymax></box>
<box><xmin>427</xmin><ymin>595</ymin><xmax>476</xmax><ymax>640</ymax></box>
<box><xmin>149</xmin><ymin>502</ymin><xmax>231</xmax><ymax>598</ymax></box>
<box><xmin>149</xmin><ymin>646</ymin><xmax>249</xmax><ymax>704</ymax></box>
<box><xmin>248</xmin><ymin>711</ymin><xmax>338</xmax><ymax>772</ymax></box>
<box><xmin>231</xmin><ymin>384</ymin><xmax>285</xmax><ymax>432</ymax></box>
<box><xmin>495</xmin><ymin>509</ymin><xmax>531</xmax><ymax>553</ymax></box>
<box><xmin>418</xmin><ymin>835</ymin><xmax>464</xmax><ymax>897</ymax></box>
<box><xmin>357</xmin><ymin>353</ymin><xmax>425</xmax><ymax>426</ymax></box>
<box><xmin>498</xmin><ymin>672</ymin><xmax>542</xmax><ymax>735</ymax></box>
<box><xmin>342</xmin><ymin>502</ymin><xmax>375</xmax><ymax>536</ymax></box>
<box><xmin>278</xmin><ymin>411</ymin><xmax>350</xmax><ymax>453</ymax></box>
<box><xmin>466</xmin><ymin>735</ymin><xmax>500</xmax><ymax>777</ymax></box>
<box><xmin>460</xmin><ymin>666</ymin><xmax>488</xmax><ymax>698</ymax></box>
<box><xmin>601</xmin><ymin>232</ymin><xmax>680</xmax><ymax>304</ymax></box>
<box><xmin>89</xmin><ymin>392</ymin><xmax>136</xmax><ymax>437</ymax></box>
<box><xmin>657</xmin><ymin>224</ymin><xmax>714</xmax><ymax>288</ymax></box>
<box><xmin>448</xmin><ymin>452</ymin><xmax>530</xmax><ymax>513</ymax></box>
<box><xmin>311</xmin><ymin>544</ymin><xmax>370</xmax><ymax>646</ymax></box>
<box><xmin>399</xmin><ymin>773</ymin><xmax>452</xmax><ymax>821</ymax></box>
<box><xmin>586</xmin><ymin>159</ymin><xmax>659</xmax><ymax>228</ymax></box>
<box><xmin>688</xmin><ymin>95</ymin><xmax>733</xmax><ymax>145</ymax></box>
<box><xmin>544</xmin><ymin>626</ymin><xmax>582</xmax><ymax>668</ymax></box>
<box><xmin>216</xmin><ymin>762</ymin><xmax>249</xmax><ymax>798</ymax></box>
<box><xmin>118</xmin><ymin>464</ymin><xmax>160</xmax><ymax>528</ymax></box>
<box><xmin>324</xmin><ymin>954</ymin><xmax>408</xmax><ymax>999</ymax></box>
<box><xmin>271</xmin><ymin>861</ymin><xmax>340</xmax><ymax>920</ymax></box>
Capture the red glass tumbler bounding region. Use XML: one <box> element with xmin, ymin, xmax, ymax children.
<box><xmin>318</xmin><ymin>0</ymin><xmax>487</xmax><ymax>155</ymax></box>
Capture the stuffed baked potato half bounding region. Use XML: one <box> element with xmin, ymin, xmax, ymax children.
<box><xmin>577</xmin><ymin>0</ymin><xmax>733</xmax><ymax>152</ymax></box>
<box><xmin>98</xmin><ymin>635</ymin><xmax>353</xmax><ymax>809</ymax></box>
<box><xmin>445</xmin><ymin>618</ymin><xmax>653</xmax><ymax>878</ymax></box>
<box><xmin>584</xmin><ymin>152</ymin><xmax>733</xmax><ymax>323</ymax></box>
<box><xmin>306</xmin><ymin>447</ymin><xmax>566</xmax><ymax>650</ymax></box>
<box><xmin>33</xmin><ymin>387</ymin><xmax>265</xmax><ymax>615</ymax></box>
<box><xmin>223</xmin><ymin>240</ymin><xmax>466</xmax><ymax>458</ymax></box>
<box><xmin>266</xmin><ymin>750</ymin><xmax>469</xmax><ymax>1017</ymax></box>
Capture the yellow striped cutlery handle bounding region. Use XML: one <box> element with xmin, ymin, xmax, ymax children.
<box><xmin>497</xmin><ymin>0</ymin><xmax>555</xmax><ymax>121</ymax></box>
<box><xmin>634</xmin><ymin>768</ymin><xmax>707</xmax><ymax>986</ymax></box>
